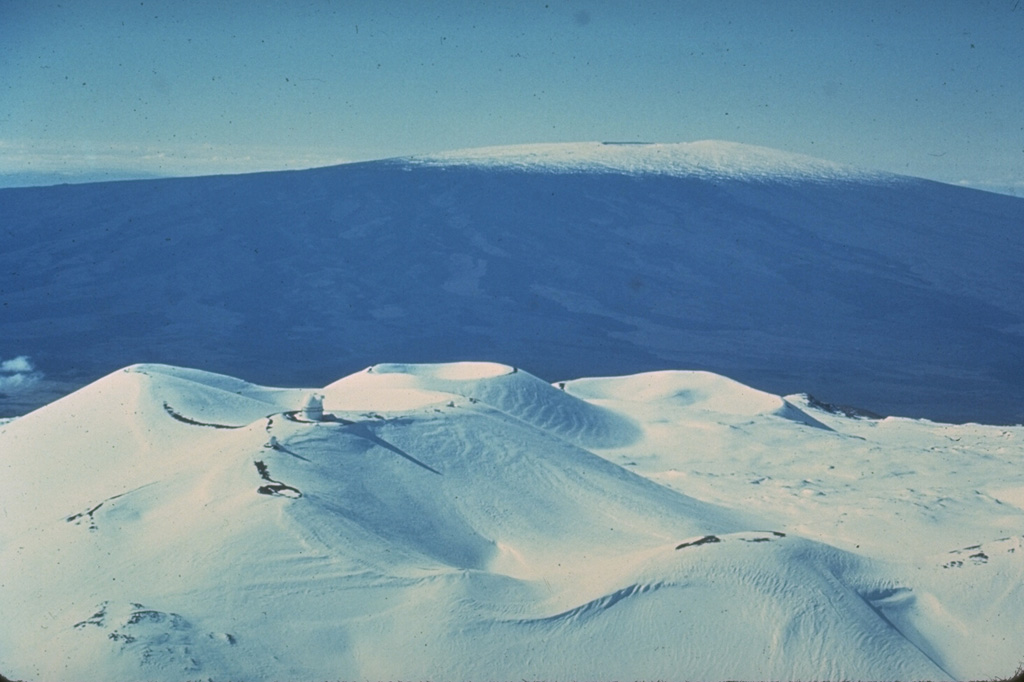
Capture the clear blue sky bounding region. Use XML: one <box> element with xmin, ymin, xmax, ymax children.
<box><xmin>2</xmin><ymin>0</ymin><xmax>1023</xmax><ymax>194</ymax></box>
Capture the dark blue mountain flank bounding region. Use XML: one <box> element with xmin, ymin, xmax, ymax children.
<box><xmin>2</xmin><ymin>142</ymin><xmax>1022</xmax><ymax>422</ymax></box>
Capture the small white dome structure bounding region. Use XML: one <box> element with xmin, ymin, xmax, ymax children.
<box><xmin>300</xmin><ymin>393</ymin><xmax>326</xmax><ymax>421</ymax></box>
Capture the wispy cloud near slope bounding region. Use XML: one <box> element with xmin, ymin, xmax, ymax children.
<box><xmin>0</xmin><ymin>356</ymin><xmax>43</xmax><ymax>392</ymax></box>
<box><xmin>956</xmin><ymin>178</ymin><xmax>1024</xmax><ymax>198</ymax></box>
<box><xmin>0</xmin><ymin>139</ymin><xmax>352</xmax><ymax>183</ymax></box>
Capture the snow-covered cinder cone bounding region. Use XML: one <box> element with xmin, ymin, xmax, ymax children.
<box><xmin>4</xmin><ymin>361</ymin><xmax>1024</xmax><ymax>681</ymax></box>
<box><xmin>300</xmin><ymin>392</ymin><xmax>326</xmax><ymax>421</ymax></box>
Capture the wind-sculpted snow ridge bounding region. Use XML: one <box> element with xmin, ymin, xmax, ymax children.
<box><xmin>2</xmin><ymin>361</ymin><xmax>1022</xmax><ymax>681</ymax></box>
<box><xmin>407</xmin><ymin>140</ymin><xmax>896</xmax><ymax>182</ymax></box>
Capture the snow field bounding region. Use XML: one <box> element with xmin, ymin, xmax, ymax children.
<box><xmin>408</xmin><ymin>140</ymin><xmax>893</xmax><ymax>183</ymax></box>
<box><xmin>1</xmin><ymin>361</ymin><xmax>1022</xmax><ymax>680</ymax></box>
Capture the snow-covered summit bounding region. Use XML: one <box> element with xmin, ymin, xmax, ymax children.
<box><xmin>407</xmin><ymin>140</ymin><xmax>891</xmax><ymax>181</ymax></box>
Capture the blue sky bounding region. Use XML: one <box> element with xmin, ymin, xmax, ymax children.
<box><xmin>2</xmin><ymin>0</ymin><xmax>1023</xmax><ymax>193</ymax></box>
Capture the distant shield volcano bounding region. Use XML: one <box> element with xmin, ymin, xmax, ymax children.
<box><xmin>2</xmin><ymin>141</ymin><xmax>1023</xmax><ymax>422</ymax></box>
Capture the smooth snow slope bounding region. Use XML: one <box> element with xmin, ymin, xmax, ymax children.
<box><xmin>2</xmin><ymin>141</ymin><xmax>1024</xmax><ymax>422</ymax></box>
<box><xmin>1</xmin><ymin>362</ymin><xmax>1022</xmax><ymax>681</ymax></box>
<box><xmin>410</xmin><ymin>140</ymin><xmax>887</xmax><ymax>181</ymax></box>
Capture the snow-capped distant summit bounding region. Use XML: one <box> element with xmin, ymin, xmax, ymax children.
<box><xmin>407</xmin><ymin>140</ymin><xmax>892</xmax><ymax>181</ymax></box>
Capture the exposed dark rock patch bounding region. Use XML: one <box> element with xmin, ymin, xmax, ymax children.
<box><xmin>676</xmin><ymin>535</ymin><xmax>721</xmax><ymax>550</ymax></box>
<box><xmin>253</xmin><ymin>460</ymin><xmax>302</xmax><ymax>498</ymax></box>
<box><xmin>163</xmin><ymin>402</ymin><xmax>245</xmax><ymax>429</ymax></box>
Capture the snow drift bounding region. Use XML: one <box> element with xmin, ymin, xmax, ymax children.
<box><xmin>2</xmin><ymin>141</ymin><xmax>1023</xmax><ymax>422</ymax></box>
<box><xmin>1</xmin><ymin>361</ymin><xmax>1022</xmax><ymax>681</ymax></box>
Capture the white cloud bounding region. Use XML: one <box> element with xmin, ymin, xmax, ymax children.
<box><xmin>955</xmin><ymin>179</ymin><xmax>1024</xmax><ymax>198</ymax></box>
<box><xmin>1</xmin><ymin>356</ymin><xmax>34</xmax><ymax>373</ymax></box>
<box><xmin>0</xmin><ymin>356</ymin><xmax>42</xmax><ymax>392</ymax></box>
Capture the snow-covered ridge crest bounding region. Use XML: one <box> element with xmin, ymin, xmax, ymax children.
<box><xmin>407</xmin><ymin>140</ymin><xmax>891</xmax><ymax>181</ymax></box>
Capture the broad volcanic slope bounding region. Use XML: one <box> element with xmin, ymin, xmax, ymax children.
<box><xmin>2</xmin><ymin>142</ymin><xmax>1023</xmax><ymax>422</ymax></box>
